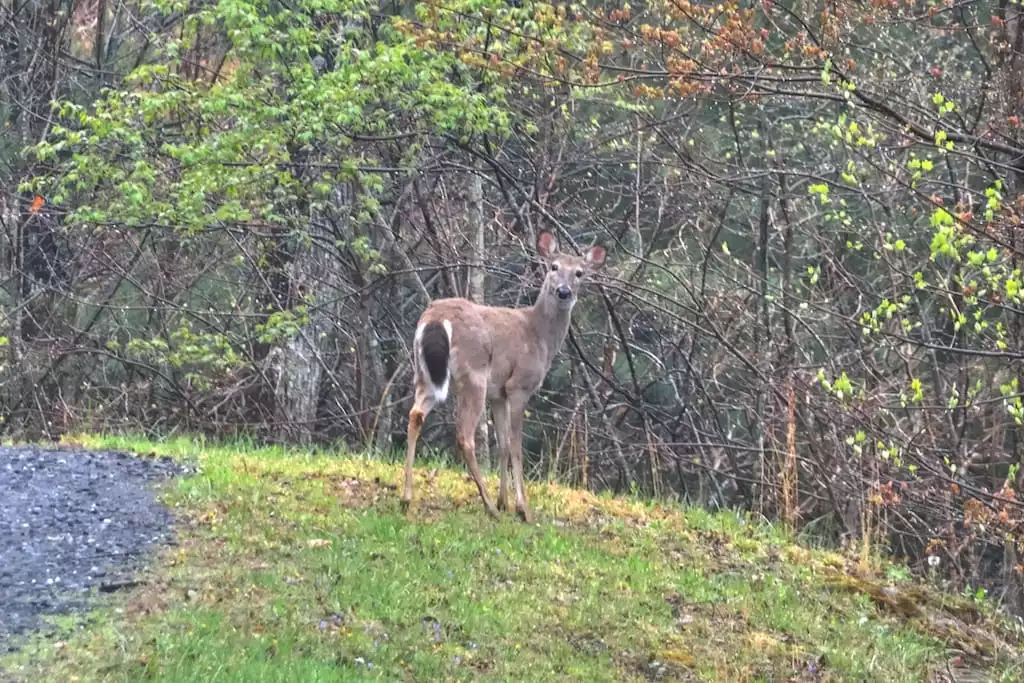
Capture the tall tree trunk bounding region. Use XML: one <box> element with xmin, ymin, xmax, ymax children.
<box><xmin>467</xmin><ymin>167</ymin><xmax>491</xmax><ymax>468</ymax></box>
<box><xmin>358</xmin><ymin>287</ymin><xmax>390</xmax><ymax>453</ymax></box>
<box><xmin>273</xmin><ymin>186</ymin><xmax>348</xmax><ymax>443</ymax></box>
<box><xmin>0</xmin><ymin>0</ymin><xmax>73</xmax><ymax>435</ymax></box>
<box><xmin>995</xmin><ymin>0</ymin><xmax>1024</xmax><ymax>614</ymax></box>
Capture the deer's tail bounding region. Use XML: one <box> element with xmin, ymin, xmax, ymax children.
<box><xmin>415</xmin><ymin>320</ymin><xmax>452</xmax><ymax>402</ymax></box>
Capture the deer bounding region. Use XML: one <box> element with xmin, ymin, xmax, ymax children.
<box><xmin>401</xmin><ymin>230</ymin><xmax>606</xmax><ymax>523</ymax></box>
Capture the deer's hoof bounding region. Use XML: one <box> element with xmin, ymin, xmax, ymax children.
<box><xmin>516</xmin><ymin>507</ymin><xmax>534</xmax><ymax>524</ymax></box>
<box><xmin>399</xmin><ymin>498</ymin><xmax>411</xmax><ymax>514</ymax></box>
<box><xmin>496</xmin><ymin>497</ymin><xmax>508</xmax><ymax>512</ymax></box>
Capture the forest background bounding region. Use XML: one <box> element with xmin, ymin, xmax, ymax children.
<box><xmin>4</xmin><ymin>0</ymin><xmax>1024</xmax><ymax>611</ymax></box>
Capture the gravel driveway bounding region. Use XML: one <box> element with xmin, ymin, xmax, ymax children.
<box><xmin>0</xmin><ymin>446</ymin><xmax>186</xmax><ymax>644</ymax></box>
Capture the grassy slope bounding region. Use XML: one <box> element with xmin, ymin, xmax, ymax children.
<box><xmin>1</xmin><ymin>435</ymin><xmax>1021</xmax><ymax>682</ymax></box>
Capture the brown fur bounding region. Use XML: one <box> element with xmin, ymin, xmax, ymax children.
<box><xmin>401</xmin><ymin>231</ymin><xmax>607</xmax><ymax>522</ymax></box>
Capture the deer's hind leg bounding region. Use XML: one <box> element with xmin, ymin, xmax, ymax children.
<box><xmin>401</xmin><ymin>385</ymin><xmax>435</xmax><ymax>512</ymax></box>
<box><xmin>456</xmin><ymin>374</ymin><xmax>499</xmax><ymax>518</ymax></box>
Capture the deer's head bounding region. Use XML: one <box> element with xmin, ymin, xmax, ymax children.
<box><xmin>536</xmin><ymin>231</ymin><xmax>606</xmax><ymax>311</ymax></box>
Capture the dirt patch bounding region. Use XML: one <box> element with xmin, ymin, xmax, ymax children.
<box><xmin>0</xmin><ymin>446</ymin><xmax>188</xmax><ymax>646</ymax></box>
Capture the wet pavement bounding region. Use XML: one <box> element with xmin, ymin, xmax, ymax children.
<box><xmin>0</xmin><ymin>446</ymin><xmax>186</xmax><ymax>643</ymax></box>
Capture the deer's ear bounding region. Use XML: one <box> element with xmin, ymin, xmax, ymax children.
<box><xmin>537</xmin><ymin>231</ymin><xmax>558</xmax><ymax>258</ymax></box>
<box><xmin>585</xmin><ymin>245</ymin><xmax>607</xmax><ymax>268</ymax></box>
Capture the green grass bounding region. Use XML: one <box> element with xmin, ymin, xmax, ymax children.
<box><xmin>2</xmin><ymin>433</ymin><xmax>1022</xmax><ymax>682</ymax></box>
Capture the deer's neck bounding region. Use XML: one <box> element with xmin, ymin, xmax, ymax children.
<box><xmin>529</xmin><ymin>294</ymin><xmax>573</xmax><ymax>365</ymax></box>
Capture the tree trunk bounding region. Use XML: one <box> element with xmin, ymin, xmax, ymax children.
<box><xmin>467</xmin><ymin>167</ymin><xmax>491</xmax><ymax>469</ymax></box>
<box><xmin>273</xmin><ymin>185</ymin><xmax>348</xmax><ymax>443</ymax></box>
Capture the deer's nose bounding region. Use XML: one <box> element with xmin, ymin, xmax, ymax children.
<box><xmin>556</xmin><ymin>284</ymin><xmax>572</xmax><ymax>300</ymax></box>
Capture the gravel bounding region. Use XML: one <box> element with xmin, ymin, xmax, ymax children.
<box><xmin>0</xmin><ymin>446</ymin><xmax>187</xmax><ymax>644</ymax></box>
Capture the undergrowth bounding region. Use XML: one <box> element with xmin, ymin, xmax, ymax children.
<box><xmin>0</xmin><ymin>434</ymin><xmax>1021</xmax><ymax>682</ymax></box>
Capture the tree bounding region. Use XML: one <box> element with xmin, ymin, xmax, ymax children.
<box><xmin>12</xmin><ymin>0</ymin><xmax>1024</xmax><ymax>608</ymax></box>
<box><xmin>25</xmin><ymin>0</ymin><xmax>512</xmax><ymax>440</ymax></box>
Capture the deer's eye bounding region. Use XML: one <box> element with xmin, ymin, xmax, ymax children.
<box><xmin>550</xmin><ymin>263</ymin><xmax>559</xmax><ymax>272</ymax></box>
<box><xmin>575</xmin><ymin>269</ymin><xmax>584</xmax><ymax>278</ymax></box>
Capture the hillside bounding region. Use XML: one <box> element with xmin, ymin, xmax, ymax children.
<box><xmin>1</xmin><ymin>435</ymin><xmax>1022</xmax><ymax>682</ymax></box>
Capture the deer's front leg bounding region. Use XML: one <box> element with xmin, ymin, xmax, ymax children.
<box><xmin>506</xmin><ymin>392</ymin><xmax>534</xmax><ymax>524</ymax></box>
<box><xmin>492</xmin><ymin>398</ymin><xmax>512</xmax><ymax>512</ymax></box>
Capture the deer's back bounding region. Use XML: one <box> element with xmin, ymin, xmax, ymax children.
<box><xmin>419</xmin><ymin>298</ymin><xmax>542</xmax><ymax>394</ymax></box>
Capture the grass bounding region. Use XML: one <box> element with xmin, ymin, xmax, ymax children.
<box><xmin>1</xmin><ymin>433</ymin><xmax>1022</xmax><ymax>682</ymax></box>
